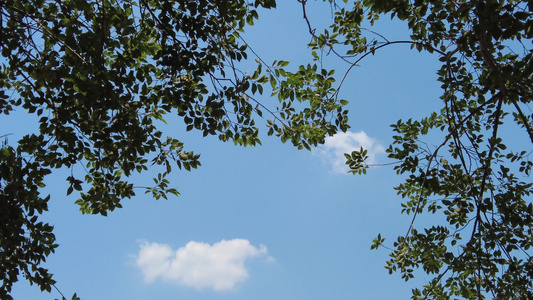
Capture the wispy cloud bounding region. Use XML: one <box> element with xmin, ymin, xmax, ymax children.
<box><xmin>135</xmin><ymin>239</ymin><xmax>272</xmax><ymax>291</ymax></box>
<box><xmin>316</xmin><ymin>131</ymin><xmax>385</xmax><ymax>173</ymax></box>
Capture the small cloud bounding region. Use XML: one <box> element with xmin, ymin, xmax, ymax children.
<box><xmin>316</xmin><ymin>131</ymin><xmax>385</xmax><ymax>173</ymax></box>
<box><xmin>135</xmin><ymin>239</ymin><xmax>271</xmax><ymax>291</ymax></box>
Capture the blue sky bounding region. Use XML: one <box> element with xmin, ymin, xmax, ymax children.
<box><xmin>8</xmin><ymin>1</ymin><xmax>448</xmax><ymax>299</ymax></box>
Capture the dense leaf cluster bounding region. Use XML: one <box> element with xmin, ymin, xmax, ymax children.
<box><xmin>0</xmin><ymin>0</ymin><xmax>349</xmax><ymax>298</ymax></box>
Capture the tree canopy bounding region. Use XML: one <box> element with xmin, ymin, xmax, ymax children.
<box><xmin>2</xmin><ymin>0</ymin><xmax>533</xmax><ymax>299</ymax></box>
<box><xmin>301</xmin><ymin>0</ymin><xmax>533</xmax><ymax>298</ymax></box>
<box><xmin>0</xmin><ymin>0</ymin><xmax>348</xmax><ymax>298</ymax></box>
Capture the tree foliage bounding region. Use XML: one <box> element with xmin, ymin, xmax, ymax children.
<box><xmin>299</xmin><ymin>0</ymin><xmax>533</xmax><ymax>298</ymax></box>
<box><xmin>0</xmin><ymin>0</ymin><xmax>349</xmax><ymax>298</ymax></box>
<box><xmin>4</xmin><ymin>0</ymin><xmax>532</xmax><ymax>298</ymax></box>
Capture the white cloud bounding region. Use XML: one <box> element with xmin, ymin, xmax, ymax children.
<box><xmin>135</xmin><ymin>239</ymin><xmax>271</xmax><ymax>291</ymax></box>
<box><xmin>316</xmin><ymin>131</ymin><xmax>385</xmax><ymax>174</ymax></box>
